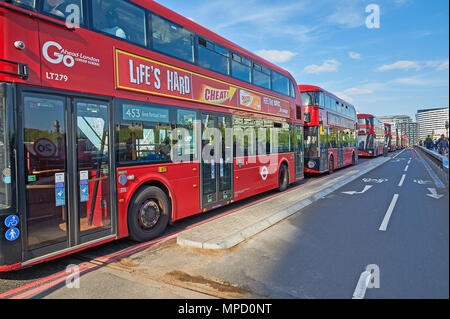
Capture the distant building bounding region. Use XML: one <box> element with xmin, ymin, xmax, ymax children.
<box><xmin>378</xmin><ymin>115</ymin><xmax>413</xmax><ymax>129</ymax></box>
<box><xmin>416</xmin><ymin>107</ymin><xmax>449</xmax><ymax>139</ymax></box>
<box><xmin>378</xmin><ymin>115</ymin><xmax>418</xmax><ymax>145</ymax></box>
<box><xmin>397</xmin><ymin>122</ymin><xmax>419</xmax><ymax>145</ymax></box>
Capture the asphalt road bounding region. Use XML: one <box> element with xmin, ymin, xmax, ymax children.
<box><xmin>0</xmin><ymin>151</ymin><xmax>447</xmax><ymax>299</ymax></box>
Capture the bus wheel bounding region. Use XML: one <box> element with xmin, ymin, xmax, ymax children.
<box><xmin>278</xmin><ymin>164</ymin><xmax>289</xmax><ymax>192</ymax></box>
<box><xmin>328</xmin><ymin>156</ymin><xmax>335</xmax><ymax>174</ymax></box>
<box><xmin>128</xmin><ymin>186</ymin><xmax>170</xmax><ymax>242</ymax></box>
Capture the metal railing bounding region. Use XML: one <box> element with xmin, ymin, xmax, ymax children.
<box><xmin>414</xmin><ymin>145</ymin><xmax>449</xmax><ymax>186</ymax></box>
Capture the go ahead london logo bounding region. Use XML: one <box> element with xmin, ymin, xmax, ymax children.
<box><xmin>42</xmin><ymin>41</ymin><xmax>101</xmax><ymax>68</ymax></box>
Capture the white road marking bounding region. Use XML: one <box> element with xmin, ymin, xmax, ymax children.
<box><xmin>426</xmin><ymin>188</ymin><xmax>444</xmax><ymax>200</ymax></box>
<box><xmin>392</xmin><ymin>149</ymin><xmax>406</xmax><ymax>159</ymax></box>
<box><xmin>398</xmin><ymin>174</ymin><xmax>406</xmax><ymax>187</ymax></box>
<box><xmin>342</xmin><ymin>185</ymin><xmax>373</xmax><ymax>195</ymax></box>
<box><xmin>413</xmin><ymin>179</ymin><xmax>432</xmax><ymax>185</ymax></box>
<box><xmin>379</xmin><ymin>194</ymin><xmax>399</xmax><ymax>231</ymax></box>
<box><xmin>352</xmin><ymin>270</ymin><xmax>372</xmax><ymax>299</ymax></box>
<box><xmin>404</xmin><ymin>165</ymin><xmax>409</xmax><ymax>172</ymax></box>
<box><xmin>407</xmin><ymin>158</ymin><xmax>412</xmax><ymax>164</ymax></box>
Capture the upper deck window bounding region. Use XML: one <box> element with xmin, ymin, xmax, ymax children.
<box><xmin>152</xmin><ymin>14</ymin><xmax>194</xmax><ymax>63</ymax></box>
<box><xmin>42</xmin><ymin>0</ymin><xmax>84</xmax><ymax>23</ymax></box>
<box><xmin>272</xmin><ymin>71</ymin><xmax>289</xmax><ymax>96</ymax></box>
<box><xmin>93</xmin><ymin>0</ymin><xmax>146</xmax><ymax>46</ymax></box>
<box><xmin>252</xmin><ymin>63</ymin><xmax>271</xmax><ymax>90</ymax></box>
<box><xmin>198</xmin><ymin>37</ymin><xmax>230</xmax><ymax>75</ymax></box>
<box><xmin>6</xmin><ymin>0</ymin><xmax>35</xmax><ymax>10</ymax></box>
<box><xmin>231</xmin><ymin>53</ymin><xmax>251</xmax><ymax>83</ymax></box>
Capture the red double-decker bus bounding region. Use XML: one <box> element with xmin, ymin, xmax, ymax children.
<box><xmin>357</xmin><ymin>114</ymin><xmax>386</xmax><ymax>157</ymax></box>
<box><xmin>393</xmin><ymin>128</ymin><xmax>400</xmax><ymax>150</ymax></box>
<box><xmin>299</xmin><ymin>85</ymin><xmax>358</xmax><ymax>174</ymax></box>
<box><xmin>0</xmin><ymin>0</ymin><xmax>304</xmax><ymax>271</ymax></box>
<box><xmin>384</xmin><ymin>123</ymin><xmax>393</xmax><ymax>152</ymax></box>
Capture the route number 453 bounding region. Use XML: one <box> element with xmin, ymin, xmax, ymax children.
<box><xmin>125</xmin><ymin>108</ymin><xmax>141</xmax><ymax>119</ymax></box>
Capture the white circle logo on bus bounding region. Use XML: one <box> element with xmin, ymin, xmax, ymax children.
<box><xmin>260</xmin><ymin>166</ymin><xmax>268</xmax><ymax>181</ymax></box>
<box><xmin>42</xmin><ymin>41</ymin><xmax>75</xmax><ymax>68</ymax></box>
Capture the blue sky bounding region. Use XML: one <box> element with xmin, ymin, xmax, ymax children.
<box><xmin>156</xmin><ymin>0</ymin><xmax>449</xmax><ymax>119</ymax></box>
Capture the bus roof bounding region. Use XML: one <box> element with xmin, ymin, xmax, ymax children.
<box><xmin>142</xmin><ymin>1</ymin><xmax>294</xmax><ymax>80</ymax></box>
<box><xmin>298</xmin><ymin>84</ymin><xmax>356</xmax><ymax>111</ymax></box>
<box><xmin>357</xmin><ymin>114</ymin><xmax>375</xmax><ymax>119</ymax></box>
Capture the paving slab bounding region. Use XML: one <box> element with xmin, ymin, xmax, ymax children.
<box><xmin>177</xmin><ymin>156</ymin><xmax>391</xmax><ymax>250</ymax></box>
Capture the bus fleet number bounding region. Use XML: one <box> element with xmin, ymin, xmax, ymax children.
<box><xmin>46</xmin><ymin>72</ymin><xmax>69</xmax><ymax>82</ymax></box>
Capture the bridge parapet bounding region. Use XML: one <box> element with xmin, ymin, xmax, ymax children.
<box><xmin>414</xmin><ymin>145</ymin><xmax>449</xmax><ymax>187</ymax></box>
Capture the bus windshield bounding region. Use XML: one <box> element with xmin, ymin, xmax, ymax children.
<box><xmin>357</xmin><ymin>117</ymin><xmax>373</xmax><ymax>126</ymax></box>
<box><xmin>0</xmin><ymin>86</ymin><xmax>13</xmax><ymax>209</ymax></box>
<box><xmin>301</xmin><ymin>92</ymin><xmax>319</xmax><ymax>107</ymax></box>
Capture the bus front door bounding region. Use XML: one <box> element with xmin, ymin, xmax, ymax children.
<box><xmin>200</xmin><ymin>113</ymin><xmax>233</xmax><ymax>209</ymax></box>
<box><xmin>293</xmin><ymin>125</ymin><xmax>304</xmax><ymax>179</ymax></box>
<box><xmin>20</xmin><ymin>91</ymin><xmax>114</xmax><ymax>261</ymax></box>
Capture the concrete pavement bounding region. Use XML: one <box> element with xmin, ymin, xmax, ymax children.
<box><xmin>177</xmin><ymin>156</ymin><xmax>390</xmax><ymax>250</ymax></box>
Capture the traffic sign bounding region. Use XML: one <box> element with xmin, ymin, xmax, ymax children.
<box><xmin>4</xmin><ymin>215</ymin><xmax>19</xmax><ymax>228</ymax></box>
<box><xmin>5</xmin><ymin>228</ymin><xmax>20</xmax><ymax>241</ymax></box>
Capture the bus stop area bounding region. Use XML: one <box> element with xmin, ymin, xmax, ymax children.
<box><xmin>177</xmin><ymin>157</ymin><xmax>390</xmax><ymax>250</ymax></box>
<box><xmin>36</xmin><ymin>156</ymin><xmax>392</xmax><ymax>299</ymax></box>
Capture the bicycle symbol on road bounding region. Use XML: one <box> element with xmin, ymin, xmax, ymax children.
<box><xmin>362</xmin><ymin>178</ymin><xmax>388</xmax><ymax>183</ymax></box>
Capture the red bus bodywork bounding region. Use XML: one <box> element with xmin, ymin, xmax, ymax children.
<box><xmin>299</xmin><ymin>85</ymin><xmax>358</xmax><ymax>174</ymax></box>
<box><xmin>0</xmin><ymin>0</ymin><xmax>303</xmax><ymax>270</ymax></box>
<box><xmin>384</xmin><ymin>123</ymin><xmax>393</xmax><ymax>152</ymax></box>
<box><xmin>357</xmin><ymin>114</ymin><xmax>385</xmax><ymax>157</ymax></box>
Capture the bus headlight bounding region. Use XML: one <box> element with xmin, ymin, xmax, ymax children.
<box><xmin>308</xmin><ymin>160</ymin><xmax>316</xmax><ymax>169</ymax></box>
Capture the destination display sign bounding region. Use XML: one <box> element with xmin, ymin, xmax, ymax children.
<box><xmin>115</xmin><ymin>49</ymin><xmax>290</xmax><ymax>118</ymax></box>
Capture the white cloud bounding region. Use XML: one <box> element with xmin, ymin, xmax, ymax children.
<box><xmin>334</xmin><ymin>87</ymin><xmax>374</xmax><ymax>102</ymax></box>
<box><xmin>349</xmin><ymin>52</ymin><xmax>361</xmax><ymax>59</ymax></box>
<box><xmin>255</xmin><ymin>50</ymin><xmax>298</xmax><ymax>64</ymax></box>
<box><xmin>343</xmin><ymin>88</ymin><xmax>374</xmax><ymax>95</ymax></box>
<box><xmin>303</xmin><ymin>59</ymin><xmax>340</xmax><ymax>74</ymax></box>
<box><xmin>376</xmin><ymin>60</ymin><xmax>422</xmax><ymax>72</ymax></box>
<box><xmin>438</xmin><ymin>60</ymin><xmax>449</xmax><ymax>70</ymax></box>
<box><xmin>327</xmin><ymin>1</ymin><xmax>365</xmax><ymax>28</ymax></box>
<box><xmin>376</xmin><ymin>59</ymin><xmax>450</xmax><ymax>72</ymax></box>
<box><xmin>426</xmin><ymin>59</ymin><xmax>449</xmax><ymax>71</ymax></box>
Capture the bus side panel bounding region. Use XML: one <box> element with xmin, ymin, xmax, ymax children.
<box><xmin>38</xmin><ymin>22</ymin><xmax>113</xmax><ymax>95</ymax></box>
<box><xmin>0</xmin><ymin>8</ymin><xmax>40</xmax><ymax>85</ymax></box>
<box><xmin>343</xmin><ymin>147</ymin><xmax>354</xmax><ymax>166</ymax></box>
<box><xmin>116</xmin><ymin>162</ymin><xmax>200</xmax><ymax>238</ymax></box>
<box><xmin>233</xmin><ymin>154</ymin><xmax>282</xmax><ymax>201</ymax></box>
